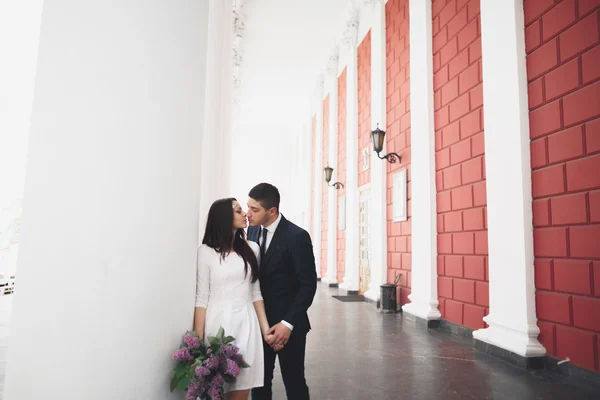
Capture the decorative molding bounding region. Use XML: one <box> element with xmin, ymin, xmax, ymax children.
<box><xmin>364</xmin><ymin>0</ymin><xmax>385</xmax><ymax>7</ymax></box>
<box><xmin>326</xmin><ymin>45</ymin><xmax>340</xmax><ymax>77</ymax></box>
<box><xmin>232</xmin><ymin>0</ymin><xmax>246</xmax><ymax>103</ymax></box>
<box><xmin>342</xmin><ymin>9</ymin><xmax>360</xmax><ymax>47</ymax></box>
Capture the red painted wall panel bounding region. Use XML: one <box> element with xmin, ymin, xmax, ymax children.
<box><xmin>358</xmin><ymin>32</ymin><xmax>372</xmax><ymax>187</ymax></box>
<box><xmin>321</xmin><ymin>96</ymin><xmax>330</xmax><ymax>277</ymax></box>
<box><xmin>337</xmin><ymin>68</ymin><xmax>348</xmax><ymax>282</ymax></box>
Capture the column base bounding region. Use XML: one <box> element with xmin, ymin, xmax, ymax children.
<box><xmin>339</xmin><ymin>278</ymin><xmax>358</xmax><ymax>293</ymax></box>
<box><xmin>402</xmin><ymin>296</ymin><xmax>441</xmax><ymax>321</ymax></box>
<box><xmin>473</xmin><ymin>316</ymin><xmax>547</xmax><ymax>358</ymax></box>
<box><xmin>321</xmin><ymin>275</ymin><xmax>339</xmax><ymax>288</ymax></box>
<box><xmin>363</xmin><ymin>285</ymin><xmax>381</xmax><ymax>306</ymax></box>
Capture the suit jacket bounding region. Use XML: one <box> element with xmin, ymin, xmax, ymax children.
<box><xmin>247</xmin><ymin>216</ymin><xmax>317</xmax><ymax>333</ymax></box>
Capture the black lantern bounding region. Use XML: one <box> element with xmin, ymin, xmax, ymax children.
<box><xmin>324</xmin><ymin>164</ymin><xmax>344</xmax><ymax>189</ymax></box>
<box><xmin>371</xmin><ymin>123</ymin><xmax>401</xmax><ymax>163</ymax></box>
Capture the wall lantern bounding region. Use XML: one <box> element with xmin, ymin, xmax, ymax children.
<box><xmin>324</xmin><ymin>164</ymin><xmax>344</xmax><ymax>189</ymax></box>
<box><xmin>371</xmin><ymin>123</ymin><xmax>401</xmax><ymax>163</ymax></box>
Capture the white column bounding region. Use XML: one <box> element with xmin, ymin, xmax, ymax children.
<box><xmin>339</xmin><ymin>12</ymin><xmax>360</xmax><ymax>293</ymax></box>
<box><xmin>472</xmin><ymin>0</ymin><xmax>546</xmax><ymax>358</ymax></box>
<box><xmin>364</xmin><ymin>1</ymin><xmax>387</xmax><ymax>303</ymax></box>
<box><xmin>199</xmin><ymin>0</ymin><xmax>234</xmax><ymax>237</ymax></box>
<box><xmin>312</xmin><ymin>79</ymin><xmax>325</xmax><ymax>278</ymax></box>
<box><xmin>323</xmin><ymin>55</ymin><xmax>340</xmax><ymax>286</ymax></box>
<box><xmin>402</xmin><ymin>0</ymin><xmax>442</xmax><ymax>320</ymax></box>
<box><xmin>3</xmin><ymin>1</ymin><xmax>210</xmax><ymax>398</ymax></box>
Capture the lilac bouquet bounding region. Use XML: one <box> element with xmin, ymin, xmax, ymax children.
<box><xmin>170</xmin><ymin>327</ymin><xmax>250</xmax><ymax>400</ymax></box>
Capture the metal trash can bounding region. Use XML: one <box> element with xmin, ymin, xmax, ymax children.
<box><xmin>380</xmin><ymin>283</ymin><xmax>397</xmax><ymax>313</ymax></box>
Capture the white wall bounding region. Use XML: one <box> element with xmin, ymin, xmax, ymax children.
<box><xmin>3</xmin><ymin>0</ymin><xmax>210</xmax><ymax>398</ymax></box>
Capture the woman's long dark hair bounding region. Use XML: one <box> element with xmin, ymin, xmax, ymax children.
<box><xmin>202</xmin><ymin>198</ymin><xmax>259</xmax><ymax>283</ymax></box>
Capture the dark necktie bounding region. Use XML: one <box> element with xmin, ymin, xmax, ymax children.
<box><xmin>260</xmin><ymin>227</ymin><xmax>268</xmax><ymax>261</ymax></box>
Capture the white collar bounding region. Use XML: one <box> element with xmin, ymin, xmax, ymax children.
<box><xmin>262</xmin><ymin>213</ymin><xmax>282</xmax><ymax>233</ymax></box>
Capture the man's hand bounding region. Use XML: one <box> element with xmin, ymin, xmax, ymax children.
<box><xmin>266</xmin><ymin>322</ymin><xmax>292</xmax><ymax>350</ymax></box>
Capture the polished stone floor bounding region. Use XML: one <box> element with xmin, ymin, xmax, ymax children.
<box><xmin>269</xmin><ymin>284</ymin><xmax>598</xmax><ymax>400</ymax></box>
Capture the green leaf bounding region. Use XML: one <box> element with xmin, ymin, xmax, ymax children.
<box><xmin>177</xmin><ymin>376</ymin><xmax>191</xmax><ymax>391</ymax></box>
<box><xmin>216</xmin><ymin>327</ymin><xmax>225</xmax><ymax>341</ymax></box>
<box><xmin>207</xmin><ymin>336</ymin><xmax>220</xmax><ymax>346</ymax></box>
<box><xmin>223</xmin><ymin>374</ymin><xmax>236</xmax><ymax>383</ymax></box>
<box><xmin>238</xmin><ymin>359</ymin><xmax>251</xmax><ymax>368</ymax></box>
<box><xmin>223</xmin><ymin>336</ymin><xmax>235</xmax><ymax>344</ymax></box>
<box><xmin>170</xmin><ymin>371</ymin><xmax>177</xmax><ymax>392</ymax></box>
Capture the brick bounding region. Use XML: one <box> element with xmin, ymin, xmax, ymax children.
<box><xmin>570</xmin><ymin>225</ymin><xmax>600</xmax><ymax>258</ymax></box>
<box><xmin>471</xmin><ymin>132</ymin><xmax>485</xmax><ymax>157</ymax></box>
<box><xmin>563</xmin><ymin>81</ymin><xmax>600</xmax><ymax>127</ymax></box>
<box><xmin>469</xmin><ymin>36</ymin><xmax>482</xmax><ymax>64</ymax></box>
<box><xmin>545</xmin><ymin>58</ymin><xmax>581</xmax><ymax>100</ymax></box>
<box><xmin>534</xmin><ymin>227</ymin><xmax>569</xmax><ymax>257</ymax></box>
<box><xmin>435</xmin><ymin>106</ymin><xmax>450</xmax><ymax>128</ymax></box>
<box><xmin>458</xmin><ymin>17</ymin><xmax>479</xmax><ymax>51</ymax></box>
<box><xmin>473</xmin><ymin>181</ymin><xmax>487</xmax><ymax>206</ymax></box>
<box><xmin>582</xmin><ymin>44</ymin><xmax>600</xmax><ymax>84</ymax></box>
<box><xmin>475</xmin><ymin>281</ymin><xmax>489</xmax><ymax>307</ymax></box>
<box><xmin>454</xmin><ymin>278</ymin><xmax>475</xmax><ymax>303</ymax></box>
<box><xmin>442</xmin><ymin>120</ymin><xmax>461</xmax><ymax>147</ymax></box>
<box><xmin>525</xmin><ymin>20</ymin><xmax>542</xmax><ymax>53</ymax></box>
<box><xmin>466</xmin><ymin>0</ymin><xmax>480</xmax><ymax>21</ymax></box>
<box><xmin>537</xmin><ymin>321</ymin><xmax>556</xmax><ymax>356</ymax></box>
<box><xmin>401</xmin><ymin>253</ymin><xmax>412</xmax><ymax>271</ymax></box>
<box><xmin>436</xmin><ymin>170</ymin><xmax>444</xmax><ymax>192</ymax></box>
<box><xmin>450</xmin><ymin>139</ymin><xmax>472</xmax><ymax>165</ymax></box>
<box><xmin>566</xmin><ymin>153</ymin><xmax>600</xmax><ymax>191</ymax></box>
<box><xmin>434</xmin><ymin>65</ymin><xmax>450</xmax><ymax>91</ymax></box>
<box><xmin>532</xmin><ymin>164</ymin><xmax>565</xmax><ymax>198</ymax></box>
<box><xmin>528</xmin><ymin>77</ymin><xmax>545</xmax><ymax>110</ymax></box>
<box><xmin>591</xmin><ymin>190</ymin><xmax>600</xmax><ymax>222</ymax></box>
<box><xmin>446</xmin><ymin>255</ymin><xmax>464</xmax><ymax>277</ymax></box>
<box><xmin>445</xmin><ymin>211</ymin><xmax>463</xmax><ymax>232</ymax></box>
<box><xmin>440</xmin><ymin>37</ymin><xmax>459</xmax><ymax>66</ymax></box>
<box><xmin>450</xmin><ymin>92</ymin><xmax>471</xmax><ymax>121</ymax></box>
<box><xmin>594</xmin><ymin>262</ymin><xmax>600</xmax><ymax>296</ymax></box>
<box><xmin>463</xmin><ymin>304</ymin><xmax>485</xmax><ymax>329</ymax></box>
<box><xmin>448</xmin><ymin>6</ymin><xmax>468</xmax><ymax>39</ymax></box>
<box><xmin>462</xmin><ymin>157</ymin><xmax>483</xmax><ymax>184</ymax></box>
<box><xmin>438</xmin><ymin>233</ymin><xmax>453</xmax><ymax>254</ymax></box>
<box><xmin>438</xmin><ymin>276</ymin><xmax>453</xmax><ymax>298</ymax></box>
<box><xmin>391</xmin><ymin>252</ymin><xmax>401</xmax><ymax>269</ymax></box>
<box><xmin>551</xmin><ymin>193</ymin><xmax>588</xmax><ymax>225</ymax></box>
<box><xmin>459</xmin><ymin>61</ymin><xmax>480</xmax><ymax>95</ymax></box>
<box><xmin>449</xmin><ymin>49</ymin><xmax>470</xmax><ymax>80</ymax></box>
<box><xmin>586</xmin><ymin>118</ymin><xmax>600</xmax><ymax>154</ymax></box>
<box><xmin>464</xmin><ymin>255</ymin><xmax>485</xmax><ymax>280</ymax></box>
<box><xmin>549</xmin><ymin>125</ymin><xmax>585</xmax><ymax>163</ymax></box>
<box><xmin>555</xmin><ymin>325</ymin><xmax>596</xmax><ymax>371</ymax></box>
<box><xmin>452</xmin><ymin>185</ymin><xmax>474</xmax><ymax>210</ymax></box>
<box><xmin>579</xmin><ymin>0</ymin><xmax>600</xmax><ymax>16</ymax></box>
<box><xmin>463</xmin><ymin>207</ymin><xmax>484</xmax><ymax>230</ymax></box>
<box><xmin>444</xmin><ymin>163</ymin><xmax>462</xmax><ymax>189</ymax></box>
<box><xmin>533</xmin><ymin>199</ymin><xmax>551</xmax><ymax>227</ymax></box>
<box><xmin>470</xmin><ymin>84</ymin><xmax>484</xmax><ymax>109</ymax></box>
<box><xmin>531</xmin><ymin>137</ymin><xmax>548</xmax><ymax>169</ymax></box>
<box><xmin>529</xmin><ymin>100</ymin><xmax>562</xmax><ymax>138</ymax></box>
<box><xmin>536</xmin><ymin>291</ymin><xmax>571</xmax><ymax>324</ymax></box>
<box><xmin>524</xmin><ymin>0</ymin><xmax>555</xmax><ymax>25</ymax></box>
<box><xmin>437</xmin><ymin>190</ymin><xmax>452</xmax><ymax>213</ymax></box>
<box><xmin>444</xmin><ymin>299</ymin><xmax>464</xmax><ymax>325</ymax></box>
<box><xmin>554</xmin><ymin>260</ymin><xmax>592</xmax><ymax>295</ymax></box>
<box><xmin>541</xmin><ymin>0</ymin><xmax>577</xmax><ymax>40</ymax></box>
<box><xmin>559</xmin><ymin>13</ymin><xmax>600</xmax><ymax>62</ymax></box>
<box><xmin>535</xmin><ymin>259</ymin><xmax>553</xmax><ymax>290</ymax></box>
<box><xmin>396</xmin><ymin>236</ymin><xmax>408</xmax><ymax>252</ymax></box>
<box><xmin>474</xmin><ymin>230</ymin><xmax>488</xmax><ymax>255</ymax></box>
<box><xmin>453</xmin><ymin>232</ymin><xmax>475</xmax><ymax>254</ymax></box>
<box><xmin>460</xmin><ymin>109</ymin><xmax>481</xmax><ymax>139</ymax></box>
<box><xmin>437</xmin><ymin>147</ymin><xmax>451</xmax><ymax>170</ymax></box>
<box><xmin>439</xmin><ymin>0</ymin><xmax>458</xmax><ymax>27</ymax></box>
<box><xmin>526</xmin><ymin>39</ymin><xmax>559</xmax><ymax>80</ymax></box>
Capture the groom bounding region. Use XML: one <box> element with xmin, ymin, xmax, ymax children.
<box><xmin>246</xmin><ymin>182</ymin><xmax>317</xmax><ymax>400</ymax></box>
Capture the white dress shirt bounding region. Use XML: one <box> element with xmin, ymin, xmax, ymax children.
<box><xmin>260</xmin><ymin>213</ymin><xmax>294</xmax><ymax>331</ymax></box>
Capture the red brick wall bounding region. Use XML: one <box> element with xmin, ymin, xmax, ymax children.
<box><xmin>321</xmin><ymin>96</ymin><xmax>330</xmax><ymax>278</ymax></box>
<box><xmin>310</xmin><ymin>115</ymin><xmax>316</xmax><ymax>241</ymax></box>
<box><xmin>358</xmin><ymin>31</ymin><xmax>372</xmax><ymax>187</ymax></box>
<box><xmin>337</xmin><ymin>68</ymin><xmax>348</xmax><ymax>282</ymax></box>
<box><xmin>433</xmin><ymin>0</ymin><xmax>489</xmax><ymax>330</ymax></box>
<box><xmin>526</xmin><ymin>0</ymin><xmax>600</xmax><ymax>373</ymax></box>
<box><xmin>386</xmin><ymin>0</ymin><xmax>412</xmax><ymax>305</ymax></box>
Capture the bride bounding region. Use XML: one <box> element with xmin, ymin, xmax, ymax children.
<box><xmin>194</xmin><ymin>198</ymin><xmax>271</xmax><ymax>400</ymax></box>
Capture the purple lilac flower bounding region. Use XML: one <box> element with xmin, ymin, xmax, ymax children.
<box><xmin>231</xmin><ymin>353</ymin><xmax>243</xmax><ymax>363</ymax></box>
<box><xmin>220</xmin><ymin>345</ymin><xmax>239</xmax><ymax>357</ymax></box>
<box><xmin>211</xmin><ymin>373</ymin><xmax>224</xmax><ymax>388</ymax></box>
<box><xmin>173</xmin><ymin>348</ymin><xmax>194</xmax><ymax>362</ymax></box>
<box><xmin>185</xmin><ymin>379</ymin><xmax>204</xmax><ymax>400</ymax></box>
<box><xmin>183</xmin><ymin>334</ymin><xmax>201</xmax><ymax>349</ymax></box>
<box><xmin>195</xmin><ymin>366</ymin><xmax>211</xmax><ymax>377</ymax></box>
<box><xmin>208</xmin><ymin>385</ymin><xmax>222</xmax><ymax>400</ymax></box>
<box><xmin>203</xmin><ymin>355</ymin><xmax>219</xmax><ymax>370</ymax></box>
<box><xmin>224</xmin><ymin>358</ymin><xmax>241</xmax><ymax>377</ymax></box>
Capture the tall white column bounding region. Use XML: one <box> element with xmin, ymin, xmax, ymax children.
<box><xmin>402</xmin><ymin>0</ymin><xmax>442</xmax><ymax>320</ymax></box>
<box><xmin>364</xmin><ymin>1</ymin><xmax>387</xmax><ymax>303</ymax></box>
<box><xmin>323</xmin><ymin>49</ymin><xmax>340</xmax><ymax>286</ymax></box>
<box><xmin>339</xmin><ymin>11</ymin><xmax>360</xmax><ymax>293</ymax></box>
<box><xmin>3</xmin><ymin>1</ymin><xmax>210</xmax><ymax>398</ymax></box>
<box><xmin>199</xmin><ymin>0</ymin><xmax>234</xmax><ymax>237</ymax></box>
<box><xmin>472</xmin><ymin>0</ymin><xmax>546</xmax><ymax>358</ymax></box>
<box><xmin>312</xmin><ymin>79</ymin><xmax>325</xmax><ymax>278</ymax></box>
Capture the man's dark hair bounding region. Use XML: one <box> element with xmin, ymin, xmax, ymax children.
<box><xmin>248</xmin><ymin>183</ymin><xmax>280</xmax><ymax>211</ymax></box>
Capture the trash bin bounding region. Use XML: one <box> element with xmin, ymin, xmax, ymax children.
<box><xmin>380</xmin><ymin>283</ymin><xmax>397</xmax><ymax>313</ymax></box>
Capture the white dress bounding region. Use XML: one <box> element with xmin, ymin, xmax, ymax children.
<box><xmin>195</xmin><ymin>241</ymin><xmax>264</xmax><ymax>393</ymax></box>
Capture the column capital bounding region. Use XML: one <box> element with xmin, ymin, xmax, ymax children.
<box><xmin>326</xmin><ymin>45</ymin><xmax>340</xmax><ymax>78</ymax></box>
<box><xmin>342</xmin><ymin>10</ymin><xmax>360</xmax><ymax>48</ymax></box>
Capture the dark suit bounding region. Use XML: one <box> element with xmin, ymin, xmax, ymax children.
<box><xmin>248</xmin><ymin>215</ymin><xmax>317</xmax><ymax>400</ymax></box>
